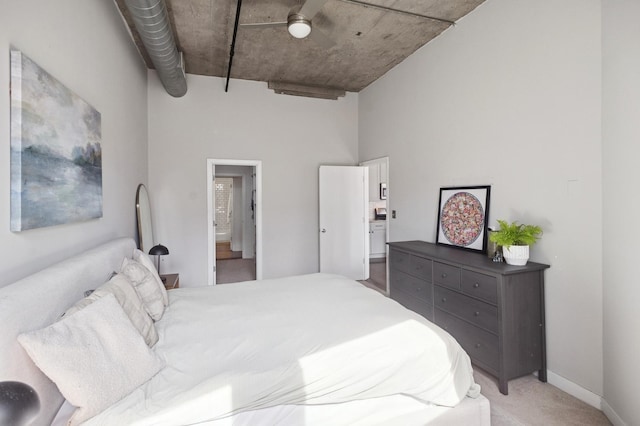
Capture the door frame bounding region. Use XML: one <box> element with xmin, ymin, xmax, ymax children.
<box><xmin>207</xmin><ymin>159</ymin><xmax>262</xmax><ymax>286</ymax></box>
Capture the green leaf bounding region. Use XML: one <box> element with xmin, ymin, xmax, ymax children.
<box><xmin>489</xmin><ymin>220</ymin><xmax>542</xmax><ymax>246</ymax></box>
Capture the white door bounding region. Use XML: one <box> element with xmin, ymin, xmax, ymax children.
<box><xmin>319</xmin><ymin>166</ymin><xmax>369</xmax><ymax>280</ymax></box>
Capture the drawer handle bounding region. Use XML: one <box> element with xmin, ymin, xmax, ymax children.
<box><xmin>474</xmin><ymin>311</ymin><xmax>480</xmax><ymax>317</ymax></box>
<box><xmin>441</xmin><ymin>273</ymin><xmax>447</xmax><ymax>278</ymax></box>
<box><xmin>473</xmin><ymin>282</ymin><xmax>480</xmax><ymax>288</ymax></box>
<box><xmin>441</xmin><ymin>297</ymin><xmax>447</xmax><ymax>303</ymax></box>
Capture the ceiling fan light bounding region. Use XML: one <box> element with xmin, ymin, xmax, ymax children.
<box><xmin>287</xmin><ymin>17</ymin><xmax>311</xmax><ymax>39</ymax></box>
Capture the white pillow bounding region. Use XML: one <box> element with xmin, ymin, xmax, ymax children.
<box><xmin>120</xmin><ymin>258</ymin><xmax>165</xmax><ymax>321</ymax></box>
<box><xmin>18</xmin><ymin>294</ymin><xmax>164</xmax><ymax>426</ymax></box>
<box><xmin>65</xmin><ymin>273</ymin><xmax>158</xmax><ymax>347</ymax></box>
<box><xmin>133</xmin><ymin>249</ymin><xmax>169</xmax><ymax>306</ymax></box>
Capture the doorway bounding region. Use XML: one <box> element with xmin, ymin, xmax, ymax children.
<box><xmin>214</xmin><ymin>176</ymin><xmax>242</xmax><ymax>261</ymax></box>
<box><xmin>214</xmin><ymin>177</ymin><xmax>236</xmax><ymax>257</ymax></box>
<box><xmin>358</xmin><ymin>157</ymin><xmax>389</xmax><ymax>295</ymax></box>
<box><xmin>207</xmin><ymin>159</ymin><xmax>262</xmax><ymax>286</ymax></box>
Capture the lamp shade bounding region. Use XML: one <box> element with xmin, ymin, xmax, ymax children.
<box><xmin>0</xmin><ymin>381</ymin><xmax>40</xmax><ymax>426</ymax></box>
<box><xmin>149</xmin><ymin>244</ymin><xmax>169</xmax><ymax>256</ymax></box>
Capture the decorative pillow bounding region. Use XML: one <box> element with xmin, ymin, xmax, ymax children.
<box><xmin>132</xmin><ymin>249</ymin><xmax>169</xmax><ymax>307</ymax></box>
<box><xmin>120</xmin><ymin>258</ymin><xmax>165</xmax><ymax>321</ymax></box>
<box><xmin>65</xmin><ymin>273</ymin><xmax>158</xmax><ymax>347</ymax></box>
<box><xmin>18</xmin><ymin>294</ymin><xmax>164</xmax><ymax>426</ymax></box>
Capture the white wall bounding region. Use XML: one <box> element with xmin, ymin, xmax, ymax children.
<box><xmin>148</xmin><ymin>74</ymin><xmax>358</xmax><ymax>286</ymax></box>
<box><xmin>602</xmin><ymin>1</ymin><xmax>640</xmax><ymax>424</ymax></box>
<box><xmin>359</xmin><ymin>0</ymin><xmax>603</xmax><ymax>399</ymax></box>
<box><xmin>0</xmin><ymin>0</ymin><xmax>148</xmax><ymax>287</ymax></box>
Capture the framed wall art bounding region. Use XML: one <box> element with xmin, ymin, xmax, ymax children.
<box><xmin>436</xmin><ymin>185</ymin><xmax>491</xmax><ymax>253</ymax></box>
<box><xmin>10</xmin><ymin>49</ymin><xmax>102</xmax><ymax>232</ymax></box>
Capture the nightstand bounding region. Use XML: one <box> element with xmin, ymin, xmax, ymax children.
<box><xmin>160</xmin><ymin>273</ymin><xmax>179</xmax><ymax>290</ymax></box>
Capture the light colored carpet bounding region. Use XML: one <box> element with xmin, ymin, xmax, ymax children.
<box><xmin>216</xmin><ymin>258</ymin><xmax>256</xmax><ymax>284</ymax></box>
<box><xmin>474</xmin><ymin>365</ymin><xmax>611</xmax><ymax>425</ymax></box>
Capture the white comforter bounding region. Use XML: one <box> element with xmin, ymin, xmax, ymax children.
<box><xmin>86</xmin><ymin>273</ymin><xmax>479</xmax><ymax>425</ymax></box>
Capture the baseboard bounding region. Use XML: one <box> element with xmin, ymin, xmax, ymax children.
<box><xmin>601</xmin><ymin>399</ymin><xmax>628</xmax><ymax>426</ymax></box>
<box><xmin>544</xmin><ymin>370</ymin><xmax>602</xmax><ymax>410</ymax></box>
<box><xmin>536</xmin><ymin>371</ymin><xmax>627</xmax><ymax>425</ymax></box>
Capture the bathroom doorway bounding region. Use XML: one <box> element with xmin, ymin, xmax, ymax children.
<box><xmin>207</xmin><ymin>159</ymin><xmax>262</xmax><ymax>286</ymax></box>
<box><xmin>214</xmin><ymin>177</ymin><xmax>237</xmax><ymax>259</ymax></box>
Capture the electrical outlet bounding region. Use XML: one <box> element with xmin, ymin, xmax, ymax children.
<box><xmin>392</xmin><ymin>210</ymin><xmax>397</xmax><ymax>219</ymax></box>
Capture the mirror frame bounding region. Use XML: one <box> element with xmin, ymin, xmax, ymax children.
<box><xmin>135</xmin><ymin>184</ymin><xmax>154</xmax><ymax>253</ymax></box>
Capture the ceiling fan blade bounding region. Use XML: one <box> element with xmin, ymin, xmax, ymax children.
<box><xmin>308</xmin><ymin>28</ymin><xmax>336</xmax><ymax>49</ymax></box>
<box><xmin>240</xmin><ymin>22</ymin><xmax>287</xmax><ymax>29</ymax></box>
<box><xmin>299</xmin><ymin>0</ymin><xmax>329</xmax><ymax>20</ymax></box>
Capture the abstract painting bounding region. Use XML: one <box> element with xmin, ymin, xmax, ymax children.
<box><xmin>436</xmin><ymin>185</ymin><xmax>491</xmax><ymax>253</ymax></box>
<box><xmin>10</xmin><ymin>50</ymin><xmax>102</xmax><ymax>232</ymax></box>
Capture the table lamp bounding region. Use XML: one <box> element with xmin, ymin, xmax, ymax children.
<box><xmin>0</xmin><ymin>381</ymin><xmax>40</xmax><ymax>426</ymax></box>
<box><xmin>149</xmin><ymin>244</ymin><xmax>169</xmax><ymax>280</ymax></box>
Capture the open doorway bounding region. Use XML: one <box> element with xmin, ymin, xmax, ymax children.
<box><xmin>207</xmin><ymin>159</ymin><xmax>262</xmax><ymax>286</ymax></box>
<box><xmin>358</xmin><ymin>157</ymin><xmax>389</xmax><ymax>295</ymax></box>
<box><xmin>214</xmin><ymin>176</ymin><xmax>241</xmax><ymax>260</ymax></box>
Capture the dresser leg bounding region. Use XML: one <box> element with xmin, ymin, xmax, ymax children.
<box><xmin>499</xmin><ymin>378</ymin><xmax>508</xmax><ymax>395</ymax></box>
<box><xmin>538</xmin><ymin>369</ymin><xmax>547</xmax><ymax>383</ymax></box>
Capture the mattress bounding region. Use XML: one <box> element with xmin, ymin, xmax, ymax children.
<box><xmin>54</xmin><ymin>392</ymin><xmax>490</xmax><ymax>426</ymax></box>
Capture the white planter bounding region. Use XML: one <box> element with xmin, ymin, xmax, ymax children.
<box><xmin>503</xmin><ymin>245</ymin><xmax>529</xmax><ymax>265</ymax></box>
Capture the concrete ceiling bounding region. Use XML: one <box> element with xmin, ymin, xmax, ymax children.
<box><xmin>114</xmin><ymin>0</ymin><xmax>485</xmax><ymax>98</ymax></box>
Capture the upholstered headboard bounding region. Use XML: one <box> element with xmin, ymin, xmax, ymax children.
<box><xmin>0</xmin><ymin>237</ymin><xmax>136</xmax><ymax>426</ymax></box>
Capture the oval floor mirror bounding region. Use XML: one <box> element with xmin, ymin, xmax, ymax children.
<box><xmin>136</xmin><ymin>184</ymin><xmax>154</xmax><ymax>253</ymax></box>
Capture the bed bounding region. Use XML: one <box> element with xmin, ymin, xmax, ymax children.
<box><xmin>0</xmin><ymin>238</ymin><xmax>490</xmax><ymax>425</ymax></box>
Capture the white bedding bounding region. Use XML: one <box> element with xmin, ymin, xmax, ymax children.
<box><xmin>85</xmin><ymin>273</ymin><xmax>480</xmax><ymax>425</ymax></box>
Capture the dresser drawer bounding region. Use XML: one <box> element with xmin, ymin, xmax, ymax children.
<box><xmin>434</xmin><ymin>286</ymin><xmax>498</xmax><ymax>334</ymax></box>
<box><xmin>391</xmin><ymin>270</ymin><xmax>432</xmax><ymax>303</ymax></box>
<box><xmin>435</xmin><ymin>309</ymin><xmax>499</xmax><ymax>373</ymax></box>
<box><xmin>389</xmin><ymin>249</ymin><xmax>412</xmax><ymax>275</ymax></box>
<box><xmin>391</xmin><ymin>289</ymin><xmax>434</xmax><ymax>321</ymax></box>
<box><xmin>461</xmin><ymin>270</ymin><xmax>498</xmax><ymax>305</ymax></box>
<box><xmin>411</xmin><ymin>256</ymin><xmax>432</xmax><ymax>281</ymax></box>
<box><xmin>389</xmin><ymin>250</ymin><xmax>432</xmax><ymax>281</ymax></box>
<box><xmin>433</xmin><ymin>262</ymin><xmax>461</xmax><ymax>290</ymax></box>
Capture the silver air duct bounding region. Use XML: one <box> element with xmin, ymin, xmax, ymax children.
<box><xmin>124</xmin><ymin>0</ymin><xmax>187</xmax><ymax>97</ymax></box>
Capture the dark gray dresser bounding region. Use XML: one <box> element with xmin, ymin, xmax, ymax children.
<box><xmin>388</xmin><ymin>240</ymin><xmax>550</xmax><ymax>395</ymax></box>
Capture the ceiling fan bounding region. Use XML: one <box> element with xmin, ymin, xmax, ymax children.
<box><xmin>239</xmin><ymin>0</ymin><xmax>458</xmax><ymax>50</ymax></box>
<box><xmin>240</xmin><ymin>0</ymin><xmax>335</xmax><ymax>48</ymax></box>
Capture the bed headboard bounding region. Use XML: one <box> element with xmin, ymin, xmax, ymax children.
<box><xmin>0</xmin><ymin>237</ymin><xmax>136</xmax><ymax>426</ymax></box>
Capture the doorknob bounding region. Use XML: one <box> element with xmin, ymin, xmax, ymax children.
<box><xmin>321</xmin><ymin>228</ymin><xmax>327</xmax><ymax>233</ymax></box>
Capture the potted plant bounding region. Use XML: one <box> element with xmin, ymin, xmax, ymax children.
<box><xmin>489</xmin><ymin>220</ymin><xmax>542</xmax><ymax>265</ymax></box>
